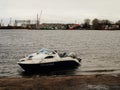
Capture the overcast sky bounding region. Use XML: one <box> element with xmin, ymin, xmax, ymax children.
<box><xmin>0</xmin><ymin>0</ymin><xmax>120</xmax><ymax>24</ymax></box>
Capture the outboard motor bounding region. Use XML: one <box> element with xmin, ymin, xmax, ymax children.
<box><xmin>77</xmin><ymin>57</ymin><xmax>82</xmax><ymax>62</ymax></box>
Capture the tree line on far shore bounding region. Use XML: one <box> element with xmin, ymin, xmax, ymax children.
<box><xmin>82</xmin><ymin>18</ymin><xmax>120</xmax><ymax>30</ymax></box>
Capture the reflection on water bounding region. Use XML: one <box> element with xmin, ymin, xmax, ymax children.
<box><xmin>0</xmin><ymin>30</ymin><xmax>120</xmax><ymax>77</ymax></box>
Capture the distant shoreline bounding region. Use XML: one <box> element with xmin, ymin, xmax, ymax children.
<box><xmin>0</xmin><ymin>29</ymin><xmax>120</xmax><ymax>31</ymax></box>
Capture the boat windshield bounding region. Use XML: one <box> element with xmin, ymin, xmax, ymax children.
<box><xmin>37</xmin><ymin>48</ymin><xmax>55</xmax><ymax>54</ymax></box>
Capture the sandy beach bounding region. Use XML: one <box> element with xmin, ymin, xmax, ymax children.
<box><xmin>0</xmin><ymin>74</ymin><xmax>120</xmax><ymax>90</ymax></box>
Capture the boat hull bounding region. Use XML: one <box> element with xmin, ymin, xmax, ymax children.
<box><xmin>18</xmin><ymin>60</ymin><xmax>80</xmax><ymax>72</ymax></box>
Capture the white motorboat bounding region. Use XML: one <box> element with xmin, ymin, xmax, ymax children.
<box><xmin>17</xmin><ymin>48</ymin><xmax>81</xmax><ymax>71</ymax></box>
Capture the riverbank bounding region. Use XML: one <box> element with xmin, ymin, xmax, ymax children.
<box><xmin>0</xmin><ymin>74</ymin><xmax>120</xmax><ymax>90</ymax></box>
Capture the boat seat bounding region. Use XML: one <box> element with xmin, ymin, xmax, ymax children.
<box><xmin>59</xmin><ymin>52</ymin><xmax>67</xmax><ymax>58</ymax></box>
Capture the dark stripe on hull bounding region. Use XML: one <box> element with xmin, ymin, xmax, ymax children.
<box><xmin>18</xmin><ymin>60</ymin><xmax>80</xmax><ymax>72</ymax></box>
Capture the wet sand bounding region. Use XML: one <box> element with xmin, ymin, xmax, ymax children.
<box><xmin>0</xmin><ymin>74</ymin><xmax>120</xmax><ymax>90</ymax></box>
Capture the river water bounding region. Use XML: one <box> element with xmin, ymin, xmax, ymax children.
<box><xmin>0</xmin><ymin>29</ymin><xmax>120</xmax><ymax>77</ymax></box>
